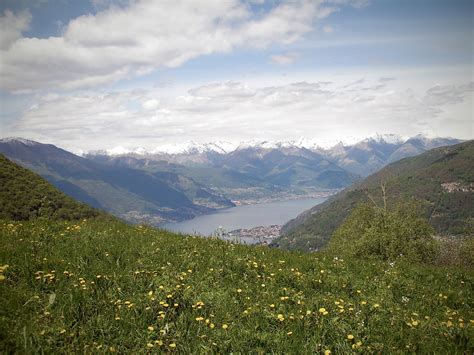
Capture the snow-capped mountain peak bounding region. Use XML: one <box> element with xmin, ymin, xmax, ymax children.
<box><xmin>0</xmin><ymin>137</ymin><xmax>41</xmax><ymax>146</ymax></box>
<box><xmin>366</xmin><ymin>133</ymin><xmax>405</xmax><ymax>145</ymax></box>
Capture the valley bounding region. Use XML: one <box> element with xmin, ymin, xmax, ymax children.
<box><xmin>0</xmin><ymin>135</ymin><xmax>462</xmax><ymax>231</ymax></box>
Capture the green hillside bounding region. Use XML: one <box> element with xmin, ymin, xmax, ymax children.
<box><xmin>1</xmin><ymin>218</ymin><xmax>472</xmax><ymax>353</ymax></box>
<box><xmin>276</xmin><ymin>141</ymin><xmax>474</xmax><ymax>251</ymax></box>
<box><xmin>0</xmin><ymin>154</ymin><xmax>100</xmax><ymax>221</ymax></box>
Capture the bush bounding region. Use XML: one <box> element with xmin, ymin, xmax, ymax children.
<box><xmin>329</xmin><ymin>202</ymin><xmax>439</xmax><ymax>263</ymax></box>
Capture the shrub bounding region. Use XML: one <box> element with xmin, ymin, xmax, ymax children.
<box><xmin>329</xmin><ymin>201</ymin><xmax>439</xmax><ymax>263</ymax></box>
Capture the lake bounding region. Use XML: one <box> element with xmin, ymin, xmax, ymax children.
<box><xmin>162</xmin><ymin>196</ymin><xmax>327</xmax><ymax>236</ymax></box>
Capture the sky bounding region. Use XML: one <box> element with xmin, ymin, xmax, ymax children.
<box><xmin>0</xmin><ymin>0</ymin><xmax>472</xmax><ymax>153</ymax></box>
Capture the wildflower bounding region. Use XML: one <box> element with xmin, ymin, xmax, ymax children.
<box><xmin>0</xmin><ymin>275</ymin><xmax>6</xmax><ymax>281</ymax></box>
<box><xmin>277</xmin><ymin>314</ymin><xmax>285</xmax><ymax>321</ymax></box>
<box><xmin>210</xmin><ymin>323</ymin><xmax>215</xmax><ymax>329</ymax></box>
<box><xmin>195</xmin><ymin>317</ymin><xmax>204</xmax><ymax>321</ymax></box>
<box><xmin>373</xmin><ymin>303</ymin><xmax>380</xmax><ymax>308</ymax></box>
<box><xmin>146</xmin><ymin>343</ymin><xmax>154</xmax><ymax>348</ymax></box>
<box><xmin>347</xmin><ymin>334</ymin><xmax>354</xmax><ymax>340</ymax></box>
<box><xmin>169</xmin><ymin>343</ymin><xmax>176</xmax><ymax>348</ymax></box>
<box><xmin>411</xmin><ymin>320</ymin><xmax>419</xmax><ymax>327</ymax></box>
<box><xmin>148</xmin><ymin>326</ymin><xmax>154</xmax><ymax>331</ymax></box>
<box><xmin>270</xmin><ymin>304</ymin><xmax>275</xmax><ymax>308</ymax></box>
<box><xmin>324</xmin><ymin>350</ymin><xmax>331</xmax><ymax>355</ymax></box>
<box><xmin>287</xmin><ymin>331</ymin><xmax>293</xmax><ymax>335</ymax></box>
<box><xmin>237</xmin><ymin>289</ymin><xmax>242</xmax><ymax>293</ymax></box>
<box><xmin>222</xmin><ymin>324</ymin><xmax>228</xmax><ymax>329</ymax></box>
<box><xmin>155</xmin><ymin>340</ymin><xmax>163</xmax><ymax>346</ymax></box>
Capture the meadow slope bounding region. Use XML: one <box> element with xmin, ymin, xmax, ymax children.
<box><xmin>0</xmin><ymin>219</ymin><xmax>472</xmax><ymax>353</ymax></box>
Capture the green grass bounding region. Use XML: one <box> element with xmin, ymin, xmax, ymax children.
<box><xmin>0</xmin><ymin>219</ymin><xmax>473</xmax><ymax>353</ymax></box>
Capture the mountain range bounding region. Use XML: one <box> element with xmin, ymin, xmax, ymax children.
<box><xmin>275</xmin><ymin>140</ymin><xmax>474</xmax><ymax>251</ymax></box>
<box><xmin>0</xmin><ymin>135</ymin><xmax>463</xmax><ymax>225</ymax></box>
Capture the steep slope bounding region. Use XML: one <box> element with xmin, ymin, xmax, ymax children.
<box><xmin>0</xmin><ymin>154</ymin><xmax>101</xmax><ymax>221</ymax></box>
<box><xmin>0</xmin><ymin>139</ymin><xmax>233</xmax><ymax>224</ymax></box>
<box><xmin>275</xmin><ymin>141</ymin><xmax>474</xmax><ymax>251</ymax></box>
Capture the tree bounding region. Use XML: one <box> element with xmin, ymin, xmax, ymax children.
<box><xmin>329</xmin><ymin>200</ymin><xmax>439</xmax><ymax>263</ymax></box>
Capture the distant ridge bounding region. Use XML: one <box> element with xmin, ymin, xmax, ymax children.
<box><xmin>84</xmin><ymin>134</ymin><xmax>462</xmax><ymax>177</ymax></box>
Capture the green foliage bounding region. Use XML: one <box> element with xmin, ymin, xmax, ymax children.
<box><xmin>0</xmin><ymin>154</ymin><xmax>101</xmax><ymax>221</ymax></box>
<box><xmin>0</xmin><ymin>219</ymin><xmax>473</xmax><ymax>353</ymax></box>
<box><xmin>330</xmin><ymin>202</ymin><xmax>439</xmax><ymax>263</ymax></box>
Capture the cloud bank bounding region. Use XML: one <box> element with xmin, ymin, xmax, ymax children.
<box><xmin>0</xmin><ymin>0</ymin><xmax>364</xmax><ymax>92</ymax></box>
<box><xmin>6</xmin><ymin>76</ymin><xmax>472</xmax><ymax>152</ymax></box>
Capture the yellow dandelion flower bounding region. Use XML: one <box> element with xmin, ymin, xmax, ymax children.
<box><xmin>146</xmin><ymin>343</ymin><xmax>154</xmax><ymax>348</ymax></box>
<box><xmin>222</xmin><ymin>324</ymin><xmax>228</xmax><ymax>329</ymax></box>
<box><xmin>169</xmin><ymin>343</ymin><xmax>176</xmax><ymax>348</ymax></box>
<box><xmin>147</xmin><ymin>326</ymin><xmax>154</xmax><ymax>331</ymax></box>
<box><xmin>0</xmin><ymin>275</ymin><xmax>6</xmax><ymax>282</ymax></box>
<box><xmin>210</xmin><ymin>323</ymin><xmax>215</xmax><ymax>329</ymax></box>
<box><xmin>347</xmin><ymin>334</ymin><xmax>354</xmax><ymax>340</ymax></box>
<box><xmin>237</xmin><ymin>289</ymin><xmax>242</xmax><ymax>293</ymax></box>
<box><xmin>324</xmin><ymin>350</ymin><xmax>331</xmax><ymax>355</ymax></box>
<box><xmin>195</xmin><ymin>317</ymin><xmax>204</xmax><ymax>321</ymax></box>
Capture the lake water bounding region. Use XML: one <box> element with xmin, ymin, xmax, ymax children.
<box><xmin>162</xmin><ymin>196</ymin><xmax>327</xmax><ymax>236</ymax></box>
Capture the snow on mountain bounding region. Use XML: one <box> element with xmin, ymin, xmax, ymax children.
<box><xmin>366</xmin><ymin>133</ymin><xmax>406</xmax><ymax>145</ymax></box>
<box><xmin>151</xmin><ymin>141</ymin><xmax>237</xmax><ymax>155</ymax></box>
<box><xmin>83</xmin><ymin>134</ymin><xmax>458</xmax><ymax>157</ymax></box>
<box><xmin>0</xmin><ymin>137</ymin><xmax>41</xmax><ymax>146</ymax></box>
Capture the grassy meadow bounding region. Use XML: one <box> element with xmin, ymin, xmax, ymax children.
<box><xmin>0</xmin><ymin>218</ymin><xmax>472</xmax><ymax>353</ymax></box>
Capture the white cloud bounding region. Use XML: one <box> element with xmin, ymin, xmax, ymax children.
<box><xmin>0</xmin><ymin>0</ymin><xmax>355</xmax><ymax>92</ymax></box>
<box><xmin>5</xmin><ymin>74</ymin><xmax>472</xmax><ymax>152</ymax></box>
<box><xmin>142</xmin><ymin>98</ymin><xmax>160</xmax><ymax>110</ymax></box>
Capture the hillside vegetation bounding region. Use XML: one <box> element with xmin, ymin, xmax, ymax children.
<box><xmin>0</xmin><ymin>218</ymin><xmax>473</xmax><ymax>353</ymax></box>
<box><xmin>0</xmin><ymin>154</ymin><xmax>100</xmax><ymax>221</ymax></box>
<box><xmin>277</xmin><ymin>141</ymin><xmax>474</xmax><ymax>251</ymax></box>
